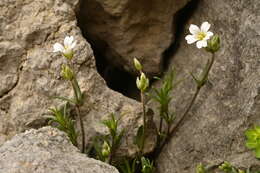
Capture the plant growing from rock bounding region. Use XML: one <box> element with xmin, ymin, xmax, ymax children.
<box><xmin>47</xmin><ymin>21</ymin><xmax>223</xmax><ymax>173</ymax></box>
<box><xmin>48</xmin><ymin>36</ymin><xmax>86</xmax><ymax>153</ymax></box>
<box><xmin>195</xmin><ymin>162</ymin><xmax>260</xmax><ymax>173</ymax></box>
<box><xmin>150</xmin><ymin>68</ymin><xmax>179</xmax><ymax>151</ymax></box>
<box><xmin>134</xmin><ymin>58</ymin><xmax>149</xmax><ymax>154</ymax></box>
<box><xmin>47</xmin><ymin>103</ymin><xmax>78</xmax><ymax>147</ymax></box>
<box><xmin>151</xmin><ymin>22</ymin><xmax>220</xmax><ymax>159</ymax></box>
<box><xmin>245</xmin><ymin>125</ymin><xmax>260</xmax><ymax>159</ymax></box>
<box><xmin>101</xmin><ymin>113</ymin><xmax>125</xmax><ymax>164</ymax></box>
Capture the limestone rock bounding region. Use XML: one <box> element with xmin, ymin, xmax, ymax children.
<box><xmin>0</xmin><ymin>0</ymin><xmax>153</xmax><ymax>157</ymax></box>
<box><xmin>0</xmin><ymin>126</ymin><xmax>119</xmax><ymax>173</ymax></box>
<box><xmin>156</xmin><ymin>0</ymin><xmax>260</xmax><ymax>172</ymax></box>
<box><xmin>78</xmin><ymin>0</ymin><xmax>189</xmax><ymax>75</ymax></box>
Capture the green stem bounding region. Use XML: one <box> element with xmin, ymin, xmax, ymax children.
<box><xmin>75</xmin><ymin>105</ymin><xmax>85</xmax><ymax>153</ymax></box>
<box><xmin>108</xmin><ymin>137</ymin><xmax>115</xmax><ymax>164</ymax></box>
<box><xmin>158</xmin><ymin>111</ymin><xmax>163</xmax><ymax>136</ymax></box>
<box><xmin>154</xmin><ymin>52</ymin><xmax>215</xmax><ymax>159</ymax></box>
<box><xmin>141</xmin><ymin>92</ymin><xmax>146</xmax><ymax>153</ymax></box>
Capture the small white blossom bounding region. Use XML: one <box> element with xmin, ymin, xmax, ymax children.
<box><xmin>53</xmin><ymin>36</ymin><xmax>77</xmax><ymax>60</ymax></box>
<box><xmin>185</xmin><ymin>22</ymin><xmax>213</xmax><ymax>49</ymax></box>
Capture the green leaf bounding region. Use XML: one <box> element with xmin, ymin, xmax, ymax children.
<box><xmin>246</xmin><ymin>141</ymin><xmax>258</xmax><ymax>149</ymax></box>
<box><xmin>51</xmin><ymin>96</ymin><xmax>76</xmax><ymax>104</ymax></box>
<box><xmin>255</xmin><ymin>147</ymin><xmax>260</xmax><ymax>159</ymax></box>
<box><xmin>135</xmin><ymin>125</ymin><xmax>144</xmax><ymax>150</ymax></box>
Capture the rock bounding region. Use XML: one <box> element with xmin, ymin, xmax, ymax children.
<box><xmin>0</xmin><ymin>126</ymin><xmax>119</xmax><ymax>173</ymax></box>
<box><xmin>0</xmin><ymin>0</ymin><xmax>155</xmax><ymax>157</ymax></box>
<box><xmin>78</xmin><ymin>0</ymin><xmax>189</xmax><ymax>75</ymax></box>
<box><xmin>156</xmin><ymin>0</ymin><xmax>260</xmax><ymax>172</ymax></box>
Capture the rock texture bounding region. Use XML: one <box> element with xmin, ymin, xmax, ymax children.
<box><xmin>78</xmin><ymin>0</ymin><xmax>189</xmax><ymax>75</ymax></box>
<box><xmin>0</xmin><ymin>0</ymin><xmax>152</xmax><ymax>157</ymax></box>
<box><xmin>156</xmin><ymin>0</ymin><xmax>260</xmax><ymax>172</ymax></box>
<box><xmin>0</xmin><ymin>126</ymin><xmax>119</xmax><ymax>173</ymax></box>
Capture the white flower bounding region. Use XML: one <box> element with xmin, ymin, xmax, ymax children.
<box><xmin>185</xmin><ymin>22</ymin><xmax>213</xmax><ymax>49</ymax></box>
<box><xmin>53</xmin><ymin>36</ymin><xmax>77</xmax><ymax>60</ymax></box>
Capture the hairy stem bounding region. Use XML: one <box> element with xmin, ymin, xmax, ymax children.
<box><xmin>108</xmin><ymin>137</ymin><xmax>115</xmax><ymax>164</ymax></box>
<box><xmin>76</xmin><ymin>105</ymin><xmax>85</xmax><ymax>153</ymax></box>
<box><xmin>158</xmin><ymin>112</ymin><xmax>163</xmax><ymax>136</ymax></box>
<box><xmin>141</xmin><ymin>92</ymin><xmax>146</xmax><ymax>153</ymax></box>
<box><xmin>154</xmin><ymin>53</ymin><xmax>215</xmax><ymax>159</ymax></box>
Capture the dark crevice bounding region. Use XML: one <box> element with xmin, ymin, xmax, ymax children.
<box><xmin>76</xmin><ymin>1</ymin><xmax>140</xmax><ymax>101</ymax></box>
<box><xmin>76</xmin><ymin>0</ymin><xmax>199</xmax><ymax>101</ymax></box>
<box><xmin>162</xmin><ymin>0</ymin><xmax>200</xmax><ymax>71</ymax></box>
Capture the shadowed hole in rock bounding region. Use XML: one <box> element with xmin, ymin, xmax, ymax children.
<box><xmin>76</xmin><ymin>0</ymin><xmax>199</xmax><ymax>102</ymax></box>
<box><xmin>76</xmin><ymin>2</ymin><xmax>140</xmax><ymax>101</ymax></box>
<box><xmin>162</xmin><ymin>0</ymin><xmax>200</xmax><ymax>70</ymax></box>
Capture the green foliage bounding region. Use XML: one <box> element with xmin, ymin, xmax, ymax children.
<box><xmin>47</xmin><ymin>103</ymin><xmax>78</xmax><ymax>147</ymax></box>
<box><xmin>119</xmin><ymin>159</ymin><xmax>137</xmax><ymax>173</ymax></box>
<box><xmin>150</xmin><ymin>68</ymin><xmax>179</xmax><ymax>148</ymax></box>
<box><xmin>141</xmin><ymin>157</ymin><xmax>154</xmax><ymax>173</ymax></box>
<box><xmin>196</xmin><ymin>163</ymin><xmax>207</xmax><ymax>173</ymax></box>
<box><xmin>219</xmin><ymin>161</ymin><xmax>239</xmax><ymax>173</ymax></box>
<box><xmin>151</xmin><ymin>69</ymin><xmax>176</xmax><ymax>116</ymax></box>
<box><xmin>93</xmin><ymin>113</ymin><xmax>124</xmax><ymax>163</ymax></box>
<box><xmin>195</xmin><ymin>162</ymin><xmax>260</xmax><ymax>173</ymax></box>
<box><xmin>245</xmin><ymin>126</ymin><xmax>260</xmax><ymax>158</ymax></box>
<box><xmin>134</xmin><ymin>125</ymin><xmax>144</xmax><ymax>151</ymax></box>
<box><xmin>102</xmin><ymin>113</ymin><xmax>124</xmax><ymax>151</ymax></box>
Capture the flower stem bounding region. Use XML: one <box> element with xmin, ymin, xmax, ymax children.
<box><xmin>108</xmin><ymin>137</ymin><xmax>115</xmax><ymax>164</ymax></box>
<box><xmin>153</xmin><ymin>52</ymin><xmax>215</xmax><ymax>159</ymax></box>
<box><xmin>141</xmin><ymin>91</ymin><xmax>146</xmax><ymax>153</ymax></box>
<box><xmin>75</xmin><ymin>105</ymin><xmax>85</xmax><ymax>153</ymax></box>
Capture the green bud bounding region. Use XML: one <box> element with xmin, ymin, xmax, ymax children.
<box><xmin>101</xmin><ymin>141</ymin><xmax>110</xmax><ymax>158</ymax></box>
<box><xmin>206</xmin><ymin>35</ymin><xmax>220</xmax><ymax>53</ymax></box>
<box><xmin>238</xmin><ymin>169</ymin><xmax>245</xmax><ymax>173</ymax></box>
<box><xmin>134</xmin><ymin>58</ymin><xmax>143</xmax><ymax>71</ymax></box>
<box><xmin>219</xmin><ymin>161</ymin><xmax>233</xmax><ymax>172</ymax></box>
<box><xmin>63</xmin><ymin>48</ymin><xmax>74</xmax><ymax>60</ymax></box>
<box><xmin>136</xmin><ymin>72</ymin><xmax>149</xmax><ymax>92</ymax></box>
<box><xmin>196</xmin><ymin>163</ymin><xmax>206</xmax><ymax>173</ymax></box>
<box><xmin>61</xmin><ymin>64</ymin><xmax>74</xmax><ymax>81</ymax></box>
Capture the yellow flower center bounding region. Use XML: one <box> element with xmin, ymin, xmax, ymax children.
<box><xmin>197</xmin><ymin>32</ymin><xmax>206</xmax><ymax>40</ymax></box>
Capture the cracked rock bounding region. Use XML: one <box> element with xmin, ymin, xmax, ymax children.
<box><xmin>0</xmin><ymin>0</ymin><xmax>155</xmax><ymax>157</ymax></box>
<box><xmin>0</xmin><ymin>126</ymin><xmax>119</xmax><ymax>173</ymax></box>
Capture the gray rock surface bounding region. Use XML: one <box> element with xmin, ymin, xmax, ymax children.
<box><xmin>78</xmin><ymin>0</ymin><xmax>189</xmax><ymax>75</ymax></box>
<box><xmin>0</xmin><ymin>126</ymin><xmax>119</xmax><ymax>173</ymax></box>
<box><xmin>156</xmin><ymin>0</ymin><xmax>260</xmax><ymax>172</ymax></box>
<box><xmin>0</xmin><ymin>0</ymin><xmax>153</xmax><ymax>157</ymax></box>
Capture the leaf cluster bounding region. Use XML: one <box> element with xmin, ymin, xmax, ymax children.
<box><xmin>119</xmin><ymin>159</ymin><xmax>137</xmax><ymax>173</ymax></box>
<box><xmin>93</xmin><ymin>113</ymin><xmax>124</xmax><ymax>163</ymax></box>
<box><xmin>196</xmin><ymin>162</ymin><xmax>260</xmax><ymax>173</ymax></box>
<box><xmin>141</xmin><ymin>157</ymin><xmax>154</xmax><ymax>173</ymax></box>
<box><xmin>46</xmin><ymin>103</ymin><xmax>78</xmax><ymax>147</ymax></box>
<box><xmin>245</xmin><ymin>126</ymin><xmax>260</xmax><ymax>158</ymax></box>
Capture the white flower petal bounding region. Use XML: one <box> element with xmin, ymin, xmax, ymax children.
<box><xmin>201</xmin><ymin>22</ymin><xmax>211</xmax><ymax>32</ymax></box>
<box><xmin>71</xmin><ymin>41</ymin><xmax>77</xmax><ymax>49</ymax></box>
<box><xmin>64</xmin><ymin>36</ymin><xmax>74</xmax><ymax>47</ymax></box>
<box><xmin>196</xmin><ymin>40</ymin><xmax>207</xmax><ymax>49</ymax></box>
<box><xmin>204</xmin><ymin>31</ymin><xmax>213</xmax><ymax>40</ymax></box>
<box><xmin>185</xmin><ymin>35</ymin><xmax>197</xmax><ymax>44</ymax></box>
<box><xmin>53</xmin><ymin>43</ymin><xmax>65</xmax><ymax>52</ymax></box>
<box><xmin>189</xmin><ymin>24</ymin><xmax>200</xmax><ymax>35</ymax></box>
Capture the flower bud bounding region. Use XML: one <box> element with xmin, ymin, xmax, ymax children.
<box><xmin>206</xmin><ymin>35</ymin><xmax>220</xmax><ymax>53</ymax></box>
<box><xmin>63</xmin><ymin>48</ymin><xmax>74</xmax><ymax>60</ymax></box>
<box><xmin>238</xmin><ymin>170</ymin><xmax>245</xmax><ymax>173</ymax></box>
<box><xmin>101</xmin><ymin>141</ymin><xmax>110</xmax><ymax>158</ymax></box>
<box><xmin>133</xmin><ymin>58</ymin><xmax>142</xmax><ymax>71</ymax></box>
<box><xmin>61</xmin><ymin>64</ymin><xmax>74</xmax><ymax>81</ymax></box>
<box><xmin>136</xmin><ymin>72</ymin><xmax>149</xmax><ymax>92</ymax></box>
<box><xmin>219</xmin><ymin>161</ymin><xmax>232</xmax><ymax>172</ymax></box>
<box><xmin>196</xmin><ymin>163</ymin><xmax>206</xmax><ymax>173</ymax></box>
